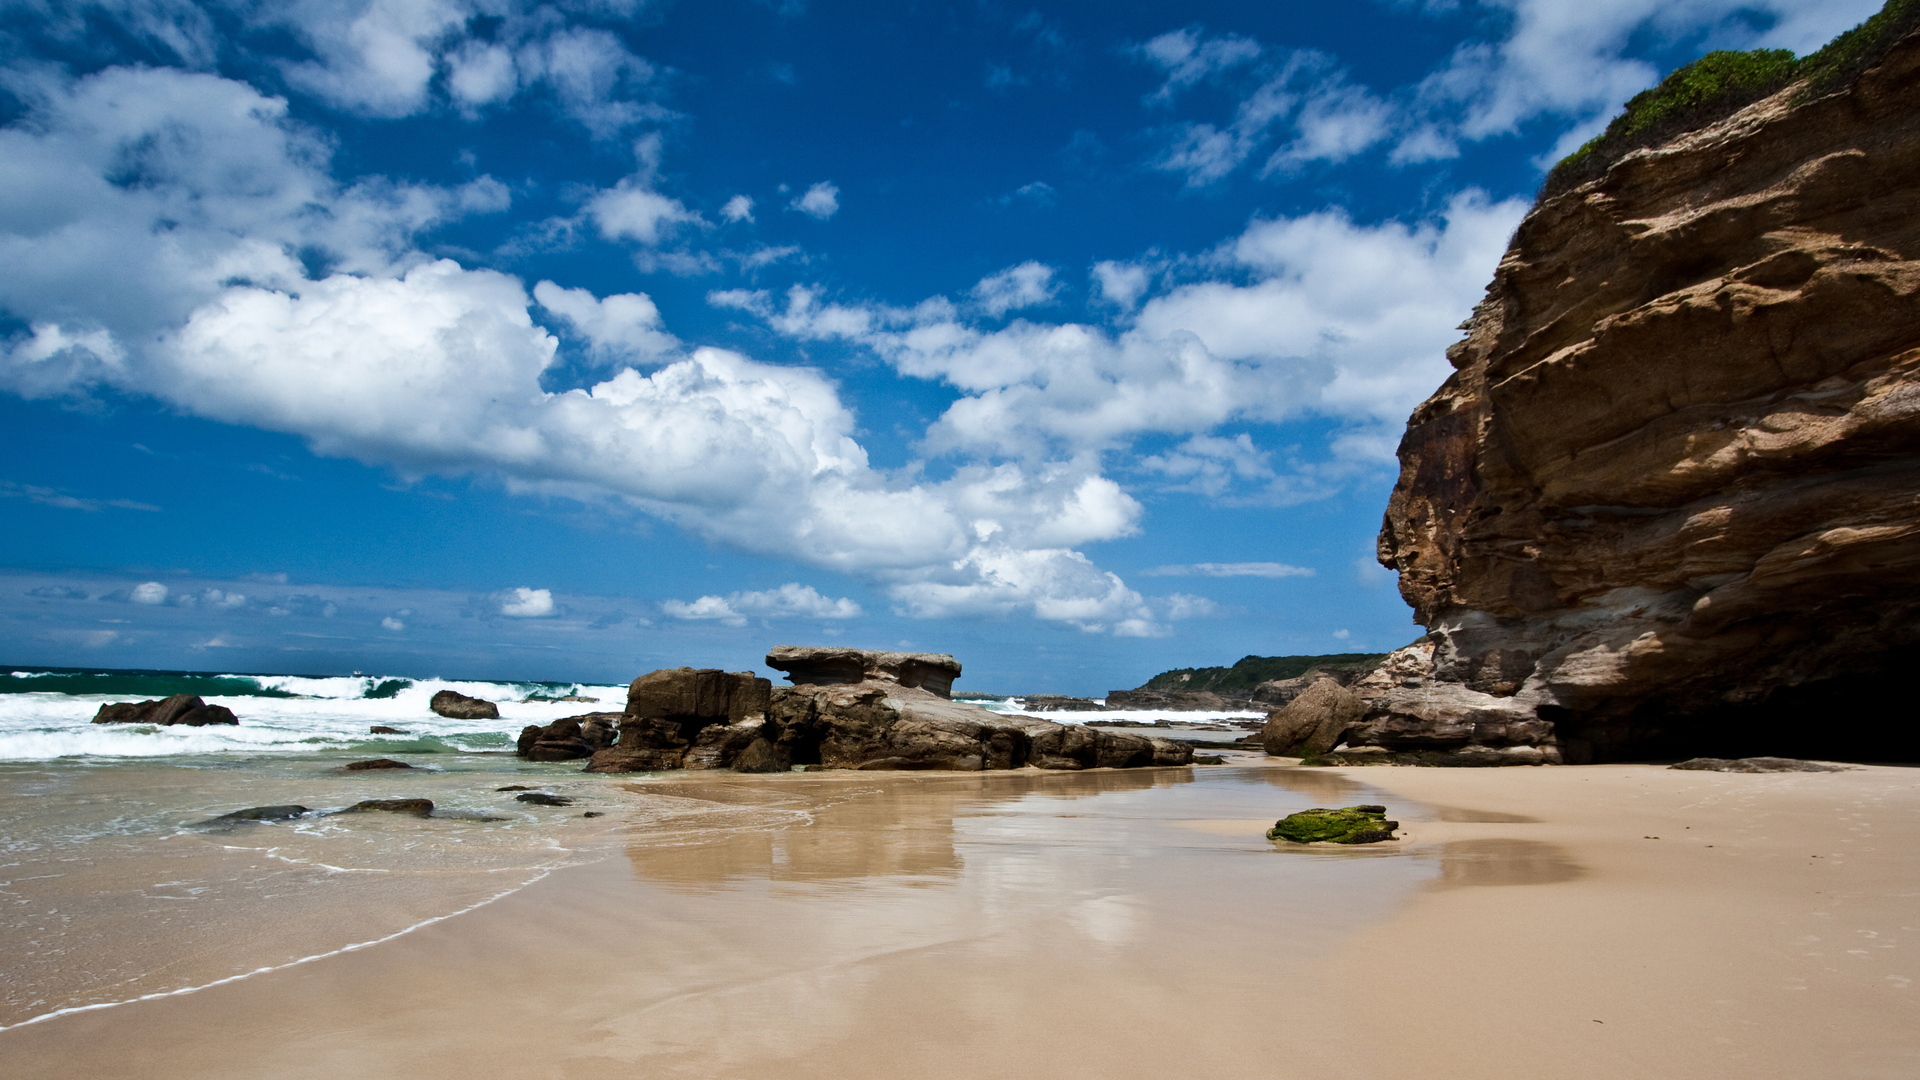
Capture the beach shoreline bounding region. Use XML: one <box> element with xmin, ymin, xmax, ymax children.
<box><xmin>1</xmin><ymin>758</ymin><xmax>1913</xmax><ymax>1078</ymax></box>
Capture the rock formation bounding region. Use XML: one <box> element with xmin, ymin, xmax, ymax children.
<box><xmin>91</xmin><ymin>694</ymin><xmax>238</xmax><ymax>726</ymax></box>
<box><xmin>580</xmin><ymin>650</ymin><xmax>1193</xmax><ymax>774</ymax></box>
<box><xmin>430</xmin><ymin>690</ymin><xmax>499</xmax><ymax>719</ymax></box>
<box><xmin>1261</xmin><ymin>680</ymin><xmax>1366</xmax><ymax>758</ymax></box>
<box><xmin>517</xmin><ymin>712</ymin><xmax>619</xmax><ymax>761</ymax></box>
<box><xmin>1369</xmin><ymin>30</ymin><xmax>1920</xmax><ymax>763</ymax></box>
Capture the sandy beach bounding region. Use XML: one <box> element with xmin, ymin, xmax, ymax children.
<box><xmin>1</xmin><ymin>758</ymin><xmax>1913</xmax><ymax>1079</ymax></box>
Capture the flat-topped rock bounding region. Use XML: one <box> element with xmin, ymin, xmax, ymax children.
<box><xmin>765</xmin><ymin>646</ymin><xmax>961</xmax><ymax>698</ymax></box>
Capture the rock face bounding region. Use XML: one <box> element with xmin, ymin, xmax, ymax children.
<box><xmin>1102</xmin><ymin>688</ymin><xmax>1248</xmax><ymax>712</ymax></box>
<box><xmin>430</xmin><ymin>690</ymin><xmax>499</xmax><ymax>719</ymax></box>
<box><xmin>586</xmin><ymin>668</ymin><xmax>772</xmax><ymax>773</ymax></box>
<box><xmin>1372</xmin><ymin>33</ymin><xmax>1920</xmax><ymax>764</ymax></box>
<box><xmin>582</xmin><ymin>650</ymin><xmax>1193</xmax><ymax>773</ymax></box>
<box><xmin>91</xmin><ymin>694</ymin><xmax>238</xmax><ymax>726</ymax></box>
<box><xmin>517</xmin><ymin>712</ymin><xmax>619</xmax><ymax>761</ymax></box>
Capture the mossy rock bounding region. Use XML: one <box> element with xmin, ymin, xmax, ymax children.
<box><xmin>1267</xmin><ymin>804</ymin><xmax>1398</xmax><ymax>844</ymax></box>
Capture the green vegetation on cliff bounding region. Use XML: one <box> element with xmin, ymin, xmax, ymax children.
<box><xmin>1141</xmin><ymin>652</ymin><xmax>1385</xmax><ymax>694</ymax></box>
<box><xmin>1543</xmin><ymin>0</ymin><xmax>1920</xmax><ymax>198</ymax></box>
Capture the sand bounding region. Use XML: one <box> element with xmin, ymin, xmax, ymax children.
<box><xmin>1</xmin><ymin>759</ymin><xmax>1914</xmax><ymax>1078</ymax></box>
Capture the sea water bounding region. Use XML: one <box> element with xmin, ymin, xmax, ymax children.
<box><xmin>0</xmin><ymin>666</ymin><xmax>1287</xmax><ymax>1030</ymax></box>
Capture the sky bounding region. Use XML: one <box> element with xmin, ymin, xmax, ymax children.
<box><xmin>0</xmin><ymin>0</ymin><xmax>1881</xmax><ymax>692</ymax></box>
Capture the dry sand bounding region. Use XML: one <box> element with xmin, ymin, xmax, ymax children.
<box><xmin>1</xmin><ymin>760</ymin><xmax>1913</xmax><ymax>1079</ymax></box>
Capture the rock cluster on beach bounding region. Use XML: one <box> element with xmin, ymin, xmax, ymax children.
<box><xmin>511</xmin><ymin>647</ymin><xmax>1195</xmax><ymax>774</ymax></box>
<box><xmin>91</xmin><ymin>693</ymin><xmax>238</xmax><ymax>727</ymax></box>
<box><xmin>1266</xmin><ymin>805</ymin><xmax>1399</xmax><ymax>845</ymax></box>
<box><xmin>1355</xmin><ymin>29</ymin><xmax>1920</xmax><ymax>764</ymax></box>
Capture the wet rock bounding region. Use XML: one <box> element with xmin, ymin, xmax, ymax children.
<box><xmin>1262</xmin><ymin>679</ymin><xmax>1366</xmax><ymax>757</ymax></box>
<box><xmin>1670</xmin><ymin>757</ymin><xmax>1850</xmax><ymax>773</ymax></box>
<box><xmin>585</xmin><ymin>668</ymin><xmax>772</xmax><ymax>773</ymax></box>
<box><xmin>1267</xmin><ymin>805</ymin><xmax>1399</xmax><ymax>844</ymax></box>
<box><xmin>430</xmin><ymin>690</ymin><xmax>499</xmax><ymax>720</ymax></box>
<box><xmin>337</xmin><ymin>798</ymin><xmax>434</xmax><ymax>817</ymax></box>
<box><xmin>514</xmin><ymin>792</ymin><xmax>573</xmax><ymax>806</ymax></box>
<box><xmin>583</xmin><ymin>811</ymin><xmax>605</xmax><ymax>818</ymax></box>
<box><xmin>91</xmin><ymin>694</ymin><xmax>239</xmax><ymax>726</ymax></box>
<box><xmin>209</xmin><ymin>805</ymin><xmax>310</xmax><ymax>822</ymax></box>
<box><xmin>1018</xmin><ymin>695</ymin><xmax>1104</xmax><ymax>712</ymax></box>
<box><xmin>1012</xmin><ymin>718</ymin><xmax>1194</xmax><ymax>770</ymax></box>
<box><xmin>495</xmin><ymin>785</ymin><xmax>535</xmax><ymax>791</ymax></box>
<box><xmin>343</xmin><ymin>758</ymin><xmax>414</xmax><ymax>770</ymax></box>
<box><xmin>369</xmin><ymin>725</ymin><xmax>407</xmax><ymax>735</ymax></box>
<box><xmin>1101</xmin><ymin>688</ymin><xmax>1244</xmax><ymax>711</ymax></box>
<box><xmin>517</xmin><ymin>712</ymin><xmax>620</xmax><ymax>761</ymax></box>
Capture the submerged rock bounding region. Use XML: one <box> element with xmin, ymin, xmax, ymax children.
<box><xmin>1670</xmin><ymin>757</ymin><xmax>1850</xmax><ymax>773</ymax></box>
<box><xmin>369</xmin><ymin>725</ymin><xmax>407</xmax><ymax>735</ymax></box>
<box><xmin>517</xmin><ymin>712</ymin><xmax>619</xmax><ymax>761</ymax></box>
<box><xmin>513</xmin><ymin>792</ymin><xmax>573</xmax><ymax>806</ymax></box>
<box><xmin>343</xmin><ymin>758</ymin><xmax>414</xmax><ymax>770</ymax></box>
<box><xmin>92</xmin><ymin>693</ymin><xmax>238</xmax><ymax>727</ymax></box>
<box><xmin>205</xmin><ymin>804</ymin><xmax>310</xmax><ymax>823</ymax></box>
<box><xmin>336</xmin><ymin>798</ymin><xmax>434</xmax><ymax>817</ymax></box>
<box><xmin>1267</xmin><ymin>805</ymin><xmax>1399</xmax><ymax>845</ymax></box>
<box><xmin>430</xmin><ymin>690</ymin><xmax>499</xmax><ymax>720</ymax></box>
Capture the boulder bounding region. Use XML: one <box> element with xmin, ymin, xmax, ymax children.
<box><xmin>91</xmin><ymin>694</ymin><xmax>238</xmax><ymax>726</ymax></box>
<box><xmin>586</xmin><ymin>669</ymin><xmax>773</xmax><ymax>773</ymax></box>
<box><xmin>369</xmin><ymin>725</ymin><xmax>407</xmax><ymax>734</ymax></box>
<box><xmin>430</xmin><ymin>690</ymin><xmax>499</xmax><ymax>719</ymax></box>
<box><xmin>208</xmin><ymin>805</ymin><xmax>309</xmax><ymax>822</ymax></box>
<box><xmin>337</xmin><ymin>798</ymin><xmax>434</xmax><ymax>817</ymax></box>
<box><xmin>765</xmin><ymin>646</ymin><xmax>962</xmax><ymax>697</ymax></box>
<box><xmin>730</xmin><ymin>737</ymin><xmax>791</xmax><ymax>773</ymax></box>
<box><xmin>517</xmin><ymin>712</ymin><xmax>619</xmax><ymax>761</ymax></box>
<box><xmin>1262</xmin><ymin>679</ymin><xmax>1366</xmax><ymax>757</ymax></box>
<box><xmin>514</xmin><ymin>792</ymin><xmax>573</xmax><ymax>805</ymax></box>
<box><xmin>1267</xmin><ymin>805</ymin><xmax>1399</xmax><ymax>844</ymax></box>
<box><xmin>343</xmin><ymin>758</ymin><xmax>413</xmax><ymax>770</ymax></box>
<box><xmin>1011</xmin><ymin>717</ymin><xmax>1194</xmax><ymax>770</ymax></box>
<box><xmin>1372</xmin><ymin>32</ymin><xmax>1920</xmax><ymax>763</ymax></box>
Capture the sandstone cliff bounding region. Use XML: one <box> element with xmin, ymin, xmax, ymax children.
<box><xmin>1369</xmin><ymin>28</ymin><xmax>1920</xmax><ymax>763</ymax></box>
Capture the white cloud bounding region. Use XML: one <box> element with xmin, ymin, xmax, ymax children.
<box><xmin>499</xmin><ymin>586</ymin><xmax>555</xmax><ymax>617</ymax></box>
<box><xmin>1143</xmin><ymin>562</ymin><xmax>1315</xmax><ymax>578</ymax></box>
<box><xmin>535</xmin><ymin>280</ymin><xmax>679</xmax><ymax>366</ymax></box>
<box><xmin>971</xmin><ymin>262</ymin><xmax>1059</xmax><ymax>317</ymax></box>
<box><xmin>720</xmin><ymin>194</ymin><xmax>755</xmax><ymax>222</ymax></box>
<box><xmin>663</xmin><ymin>582</ymin><xmax>861</xmax><ymax>625</ymax></box>
<box><xmin>1090</xmin><ymin>261</ymin><xmax>1150</xmax><ymax>310</ymax></box>
<box><xmin>1162</xmin><ymin>593</ymin><xmax>1219</xmax><ymax>619</ymax></box>
<box><xmin>381</xmin><ymin>615</ymin><xmax>406</xmax><ymax>630</ymax></box>
<box><xmin>1136</xmin><ymin>27</ymin><xmax>1262</xmax><ymax>103</ymax></box>
<box><xmin>790</xmin><ymin>181</ymin><xmax>840</xmax><ymax>220</ymax></box>
<box><xmin>277</xmin><ymin>0</ymin><xmax>466</xmax><ymax>118</ymax></box>
<box><xmin>130</xmin><ymin>581</ymin><xmax>169</xmax><ymax>605</ymax></box>
<box><xmin>589</xmin><ymin>177</ymin><xmax>702</xmax><ymax>245</ymax></box>
<box><xmin>1332</xmin><ymin>628</ymin><xmax>1351</xmax><ymax>640</ymax></box>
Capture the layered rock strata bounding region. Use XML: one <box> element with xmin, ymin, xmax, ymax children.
<box><xmin>1370</xmin><ymin>33</ymin><xmax>1920</xmax><ymax>762</ymax></box>
<box><xmin>582</xmin><ymin>651</ymin><xmax>1193</xmax><ymax>773</ymax></box>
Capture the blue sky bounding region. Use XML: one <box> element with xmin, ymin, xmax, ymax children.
<box><xmin>0</xmin><ymin>0</ymin><xmax>1880</xmax><ymax>691</ymax></box>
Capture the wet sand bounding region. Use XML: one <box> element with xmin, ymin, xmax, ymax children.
<box><xmin>1311</xmin><ymin>763</ymin><xmax>1920</xmax><ymax>1080</ymax></box>
<box><xmin>2</xmin><ymin>760</ymin><xmax>1914</xmax><ymax>1078</ymax></box>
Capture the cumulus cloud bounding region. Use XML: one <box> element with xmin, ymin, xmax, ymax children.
<box><xmin>130</xmin><ymin>581</ymin><xmax>169</xmax><ymax>605</ymax></box>
<box><xmin>381</xmin><ymin>616</ymin><xmax>406</xmax><ymax>631</ymax></box>
<box><xmin>1136</xmin><ymin>26</ymin><xmax>1262</xmax><ymax>103</ymax></box>
<box><xmin>662</xmin><ymin>582</ymin><xmax>861</xmax><ymax>625</ymax></box>
<box><xmin>499</xmin><ymin>587</ymin><xmax>556</xmax><ymax>617</ymax></box>
<box><xmin>534</xmin><ymin>280</ymin><xmax>679</xmax><ymax>365</ymax></box>
<box><xmin>720</xmin><ymin>195</ymin><xmax>755</xmax><ymax>222</ymax></box>
<box><xmin>589</xmin><ymin>177</ymin><xmax>703</xmax><ymax>245</ymax></box>
<box><xmin>790</xmin><ymin>181</ymin><xmax>840</xmax><ymax>220</ymax></box>
<box><xmin>971</xmin><ymin>262</ymin><xmax>1059</xmax><ymax>317</ymax></box>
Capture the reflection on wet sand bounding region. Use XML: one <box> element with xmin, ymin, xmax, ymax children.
<box><xmin>1436</xmin><ymin>838</ymin><xmax>1584</xmax><ymax>886</ymax></box>
<box><xmin>620</xmin><ymin>768</ymin><xmax>1195</xmax><ymax>888</ymax></box>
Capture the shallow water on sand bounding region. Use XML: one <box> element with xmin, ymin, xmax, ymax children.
<box><xmin>0</xmin><ymin>757</ymin><xmax>1432</xmax><ymax>1056</ymax></box>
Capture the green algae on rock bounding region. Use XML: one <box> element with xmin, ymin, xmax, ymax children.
<box><xmin>1267</xmin><ymin>805</ymin><xmax>1399</xmax><ymax>845</ymax></box>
